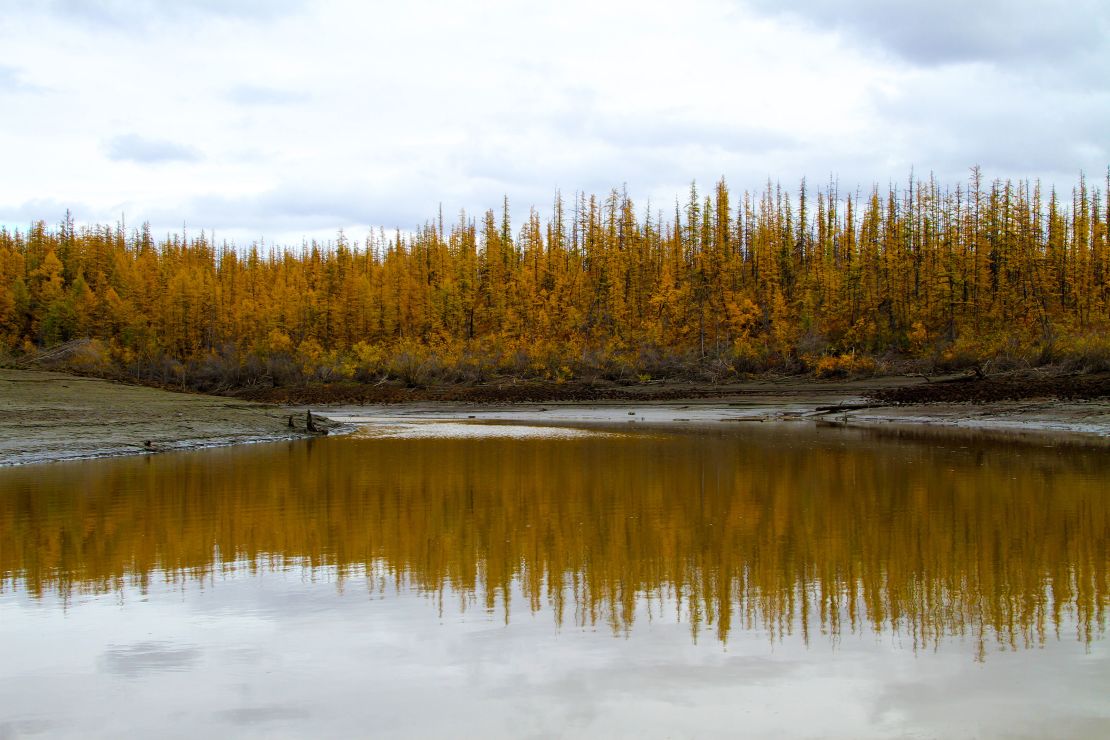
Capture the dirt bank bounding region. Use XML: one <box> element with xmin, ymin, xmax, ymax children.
<box><xmin>249</xmin><ymin>368</ymin><xmax>1110</xmax><ymax>440</ymax></box>
<box><xmin>304</xmin><ymin>401</ymin><xmax>1109</xmax><ymax>442</ymax></box>
<box><xmin>4</xmin><ymin>368</ymin><xmax>1108</xmax><ymax>467</ymax></box>
<box><xmin>0</xmin><ymin>369</ymin><xmax>337</xmax><ymax>466</ymax></box>
<box><xmin>234</xmin><ymin>369</ymin><xmax>1110</xmax><ymax>407</ymax></box>
<box><xmin>235</xmin><ymin>374</ymin><xmax>914</xmax><ymax>405</ymax></box>
<box><xmin>293</xmin><ymin>375</ymin><xmax>1110</xmax><ymax>443</ymax></box>
<box><xmin>870</xmin><ymin>371</ymin><xmax>1110</xmax><ymax>404</ymax></box>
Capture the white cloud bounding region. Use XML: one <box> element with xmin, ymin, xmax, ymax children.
<box><xmin>0</xmin><ymin>0</ymin><xmax>1105</xmax><ymax>245</ymax></box>
<box><xmin>0</xmin><ymin>64</ymin><xmax>43</xmax><ymax>93</ymax></box>
<box><xmin>745</xmin><ymin>0</ymin><xmax>1110</xmax><ymax>66</ymax></box>
<box><xmin>227</xmin><ymin>85</ymin><xmax>311</xmax><ymax>106</ymax></box>
<box><xmin>15</xmin><ymin>0</ymin><xmax>307</xmax><ymax>28</ymax></box>
<box><xmin>105</xmin><ymin>134</ymin><xmax>202</xmax><ymax>164</ymax></box>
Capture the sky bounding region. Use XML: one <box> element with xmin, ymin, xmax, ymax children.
<box><xmin>1</xmin><ymin>0</ymin><xmax>1107</xmax><ymax>245</ymax></box>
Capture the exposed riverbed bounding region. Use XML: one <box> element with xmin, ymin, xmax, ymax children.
<box><xmin>0</xmin><ymin>369</ymin><xmax>331</xmax><ymax>466</ymax></box>
<box><xmin>2</xmin><ymin>368</ymin><xmax>1108</xmax><ymax>466</ymax></box>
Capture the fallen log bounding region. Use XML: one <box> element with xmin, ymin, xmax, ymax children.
<box><xmin>814</xmin><ymin>403</ymin><xmax>883</xmax><ymax>413</ymax></box>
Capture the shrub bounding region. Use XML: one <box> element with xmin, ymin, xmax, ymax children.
<box><xmin>814</xmin><ymin>353</ymin><xmax>877</xmax><ymax>378</ymax></box>
<box><xmin>1057</xmin><ymin>332</ymin><xmax>1110</xmax><ymax>373</ymax></box>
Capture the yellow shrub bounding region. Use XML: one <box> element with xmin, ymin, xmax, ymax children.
<box><xmin>69</xmin><ymin>339</ymin><xmax>113</xmax><ymax>374</ymax></box>
<box><xmin>814</xmin><ymin>353</ymin><xmax>876</xmax><ymax>378</ymax></box>
<box><xmin>908</xmin><ymin>321</ymin><xmax>929</xmax><ymax>354</ymax></box>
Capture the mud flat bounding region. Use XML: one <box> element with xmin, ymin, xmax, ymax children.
<box><xmin>305</xmin><ymin>374</ymin><xmax>1110</xmax><ymax>444</ymax></box>
<box><xmin>0</xmin><ymin>369</ymin><xmax>334</xmax><ymax>466</ymax></box>
<box><xmin>4</xmin><ymin>368</ymin><xmax>1107</xmax><ymax>466</ymax></box>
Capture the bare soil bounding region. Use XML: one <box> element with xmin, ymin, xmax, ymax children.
<box><xmin>235</xmin><ymin>368</ymin><xmax>1110</xmax><ymax>412</ymax></box>
<box><xmin>4</xmin><ymin>367</ymin><xmax>1108</xmax><ymax>467</ymax></box>
<box><xmin>233</xmin><ymin>374</ymin><xmax>915</xmax><ymax>405</ymax></box>
<box><xmin>870</xmin><ymin>371</ymin><xmax>1110</xmax><ymax>404</ymax></box>
<box><xmin>0</xmin><ymin>369</ymin><xmax>334</xmax><ymax>466</ymax></box>
<box><xmin>278</xmin><ymin>368</ymin><xmax>1110</xmax><ymax>443</ymax></box>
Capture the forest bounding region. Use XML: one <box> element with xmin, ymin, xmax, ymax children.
<box><xmin>1</xmin><ymin>168</ymin><xmax>1108</xmax><ymax>391</ymax></box>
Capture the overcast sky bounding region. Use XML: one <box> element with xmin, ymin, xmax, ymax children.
<box><xmin>1</xmin><ymin>0</ymin><xmax>1107</xmax><ymax>245</ymax></box>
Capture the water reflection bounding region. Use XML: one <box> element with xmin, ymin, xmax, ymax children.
<box><xmin>0</xmin><ymin>425</ymin><xmax>1106</xmax><ymax>655</ymax></box>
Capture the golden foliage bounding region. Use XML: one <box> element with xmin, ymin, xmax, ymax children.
<box><xmin>1</xmin><ymin>171</ymin><xmax>1108</xmax><ymax>384</ymax></box>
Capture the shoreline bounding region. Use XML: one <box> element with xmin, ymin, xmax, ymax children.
<box><xmin>305</xmin><ymin>395</ymin><xmax>1110</xmax><ymax>446</ymax></box>
<box><xmin>2</xmin><ymin>368</ymin><xmax>1108</xmax><ymax>467</ymax></box>
<box><xmin>0</xmin><ymin>369</ymin><xmax>341</xmax><ymax>468</ymax></box>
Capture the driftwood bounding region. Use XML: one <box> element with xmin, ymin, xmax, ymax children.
<box><xmin>971</xmin><ymin>360</ymin><xmax>994</xmax><ymax>379</ymax></box>
<box><xmin>14</xmin><ymin>339</ymin><xmax>91</xmax><ymax>368</ymax></box>
<box><xmin>814</xmin><ymin>403</ymin><xmax>882</xmax><ymax>413</ymax></box>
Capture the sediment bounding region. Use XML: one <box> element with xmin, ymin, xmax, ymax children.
<box><xmin>0</xmin><ymin>369</ymin><xmax>335</xmax><ymax>466</ymax></box>
<box><xmin>3</xmin><ymin>366</ymin><xmax>1108</xmax><ymax>467</ymax></box>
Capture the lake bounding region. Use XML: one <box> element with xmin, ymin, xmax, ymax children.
<box><xmin>1</xmin><ymin>422</ymin><xmax>1107</xmax><ymax>738</ymax></box>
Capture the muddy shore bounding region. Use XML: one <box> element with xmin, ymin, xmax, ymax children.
<box><xmin>234</xmin><ymin>369</ymin><xmax>1110</xmax><ymax>407</ymax></box>
<box><xmin>271</xmin><ymin>370</ymin><xmax>1110</xmax><ymax>443</ymax></box>
<box><xmin>2</xmin><ymin>368</ymin><xmax>1108</xmax><ymax>466</ymax></box>
<box><xmin>0</xmin><ymin>369</ymin><xmax>336</xmax><ymax>466</ymax></box>
<box><xmin>303</xmin><ymin>391</ymin><xmax>1110</xmax><ymax>445</ymax></box>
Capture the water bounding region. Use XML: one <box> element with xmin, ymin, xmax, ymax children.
<box><xmin>1</xmin><ymin>423</ymin><xmax>1107</xmax><ymax>738</ymax></box>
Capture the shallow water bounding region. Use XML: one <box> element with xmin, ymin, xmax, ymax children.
<box><xmin>1</xmin><ymin>423</ymin><xmax>1107</xmax><ymax>738</ymax></box>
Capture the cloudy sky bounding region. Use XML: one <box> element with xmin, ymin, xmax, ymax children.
<box><xmin>1</xmin><ymin>0</ymin><xmax>1107</xmax><ymax>245</ymax></box>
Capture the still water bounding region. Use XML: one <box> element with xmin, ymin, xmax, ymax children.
<box><xmin>1</xmin><ymin>423</ymin><xmax>1107</xmax><ymax>738</ymax></box>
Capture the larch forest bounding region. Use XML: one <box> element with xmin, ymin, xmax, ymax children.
<box><xmin>2</xmin><ymin>168</ymin><xmax>1109</xmax><ymax>391</ymax></box>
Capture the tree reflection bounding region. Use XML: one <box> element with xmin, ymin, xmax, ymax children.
<box><xmin>1</xmin><ymin>427</ymin><xmax>1106</xmax><ymax>655</ymax></box>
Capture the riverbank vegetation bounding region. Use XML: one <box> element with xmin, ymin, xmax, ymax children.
<box><xmin>2</xmin><ymin>169</ymin><xmax>1109</xmax><ymax>392</ymax></box>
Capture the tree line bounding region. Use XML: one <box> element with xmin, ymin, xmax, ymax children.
<box><xmin>1</xmin><ymin>168</ymin><xmax>1108</xmax><ymax>388</ymax></box>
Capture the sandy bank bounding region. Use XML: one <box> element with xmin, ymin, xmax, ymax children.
<box><xmin>277</xmin><ymin>370</ymin><xmax>1109</xmax><ymax>441</ymax></box>
<box><xmin>306</xmin><ymin>390</ymin><xmax>1110</xmax><ymax>444</ymax></box>
<box><xmin>0</xmin><ymin>369</ymin><xmax>337</xmax><ymax>466</ymax></box>
<box><xmin>4</xmin><ymin>369</ymin><xmax>1107</xmax><ymax>466</ymax></box>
